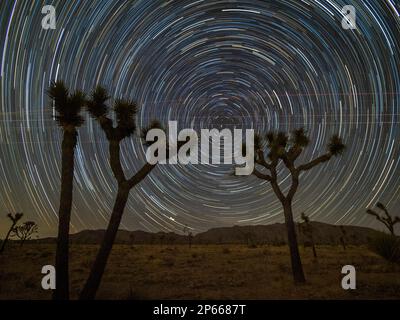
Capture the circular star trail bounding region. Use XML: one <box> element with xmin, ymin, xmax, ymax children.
<box><xmin>0</xmin><ymin>0</ymin><xmax>399</xmax><ymax>237</ymax></box>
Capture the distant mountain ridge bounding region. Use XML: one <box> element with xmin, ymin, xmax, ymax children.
<box><xmin>35</xmin><ymin>221</ymin><xmax>384</xmax><ymax>245</ymax></box>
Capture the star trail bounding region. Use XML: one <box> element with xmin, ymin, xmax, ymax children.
<box><xmin>0</xmin><ymin>0</ymin><xmax>399</xmax><ymax>237</ymax></box>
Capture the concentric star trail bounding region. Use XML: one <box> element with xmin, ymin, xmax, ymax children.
<box><xmin>0</xmin><ymin>0</ymin><xmax>399</xmax><ymax>237</ymax></box>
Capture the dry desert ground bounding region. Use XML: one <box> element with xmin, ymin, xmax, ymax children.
<box><xmin>0</xmin><ymin>243</ymin><xmax>399</xmax><ymax>299</ymax></box>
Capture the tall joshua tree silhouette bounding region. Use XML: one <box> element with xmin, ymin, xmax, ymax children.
<box><xmin>367</xmin><ymin>202</ymin><xmax>399</xmax><ymax>236</ymax></box>
<box><xmin>0</xmin><ymin>213</ymin><xmax>23</xmax><ymax>253</ymax></box>
<box><xmin>245</xmin><ymin>128</ymin><xmax>345</xmax><ymax>283</ymax></box>
<box><xmin>48</xmin><ymin>81</ymin><xmax>85</xmax><ymax>300</ymax></box>
<box><xmin>80</xmin><ymin>87</ymin><xmax>164</xmax><ymax>300</ymax></box>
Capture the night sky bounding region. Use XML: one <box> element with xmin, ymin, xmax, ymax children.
<box><xmin>0</xmin><ymin>0</ymin><xmax>399</xmax><ymax>237</ymax></box>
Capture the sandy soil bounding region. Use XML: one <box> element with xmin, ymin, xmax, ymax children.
<box><xmin>0</xmin><ymin>243</ymin><xmax>399</xmax><ymax>299</ymax></box>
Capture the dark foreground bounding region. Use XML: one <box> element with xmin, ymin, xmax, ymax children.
<box><xmin>0</xmin><ymin>244</ymin><xmax>399</xmax><ymax>299</ymax></box>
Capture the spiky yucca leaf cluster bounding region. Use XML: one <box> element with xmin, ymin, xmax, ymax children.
<box><xmin>291</xmin><ymin>128</ymin><xmax>310</xmax><ymax>147</ymax></box>
<box><xmin>265</xmin><ymin>131</ymin><xmax>288</xmax><ymax>159</ymax></box>
<box><xmin>86</xmin><ymin>86</ymin><xmax>139</xmax><ymax>140</ymax></box>
<box><xmin>114</xmin><ymin>99</ymin><xmax>137</xmax><ymax>137</ymax></box>
<box><xmin>87</xmin><ymin>86</ymin><xmax>109</xmax><ymax>118</ymax></box>
<box><xmin>253</xmin><ymin>128</ymin><xmax>345</xmax><ymax>162</ymax></box>
<box><xmin>7</xmin><ymin>212</ymin><xmax>23</xmax><ymax>223</ymax></box>
<box><xmin>48</xmin><ymin>81</ymin><xmax>85</xmax><ymax>128</ymax></box>
<box><xmin>328</xmin><ymin>134</ymin><xmax>346</xmax><ymax>155</ymax></box>
<box><xmin>141</xmin><ymin>120</ymin><xmax>164</xmax><ymax>146</ymax></box>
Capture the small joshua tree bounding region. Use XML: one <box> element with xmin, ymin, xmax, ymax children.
<box><xmin>0</xmin><ymin>213</ymin><xmax>23</xmax><ymax>253</ymax></box>
<box><xmin>297</xmin><ymin>222</ymin><xmax>303</xmax><ymax>244</ymax></box>
<box><xmin>300</xmin><ymin>213</ymin><xmax>317</xmax><ymax>259</ymax></box>
<box><xmin>367</xmin><ymin>202</ymin><xmax>399</xmax><ymax>236</ymax></box>
<box><xmin>11</xmin><ymin>221</ymin><xmax>38</xmax><ymax>247</ymax></box>
<box><xmin>242</xmin><ymin>128</ymin><xmax>345</xmax><ymax>283</ymax></box>
<box><xmin>188</xmin><ymin>232</ymin><xmax>193</xmax><ymax>248</ymax></box>
<box><xmin>183</xmin><ymin>225</ymin><xmax>193</xmax><ymax>248</ymax></box>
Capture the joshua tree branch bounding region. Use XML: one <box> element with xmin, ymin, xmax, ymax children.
<box><xmin>270</xmin><ymin>180</ymin><xmax>286</xmax><ymax>203</ymax></box>
<box><xmin>11</xmin><ymin>227</ymin><xmax>21</xmax><ymax>239</ymax></box>
<box><xmin>109</xmin><ymin>140</ymin><xmax>126</xmax><ymax>184</ymax></box>
<box><xmin>256</xmin><ymin>150</ymin><xmax>271</xmax><ymax>169</ymax></box>
<box><xmin>252</xmin><ymin>168</ymin><xmax>272</xmax><ymax>181</ymax></box>
<box><xmin>281</xmin><ymin>153</ymin><xmax>297</xmax><ymax>174</ymax></box>
<box><xmin>367</xmin><ymin>209</ymin><xmax>392</xmax><ymax>231</ymax></box>
<box><xmin>378</xmin><ymin>204</ymin><xmax>392</xmax><ymax>222</ymax></box>
<box><xmin>286</xmin><ymin>172</ymin><xmax>299</xmax><ymax>201</ymax></box>
<box><xmin>98</xmin><ymin>117</ymin><xmax>114</xmax><ymax>139</ymax></box>
<box><xmin>127</xmin><ymin>163</ymin><xmax>156</xmax><ymax>189</ymax></box>
<box><xmin>367</xmin><ymin>209</ymin><xmax>380</xmax><ymax>220</ymax></box>
<box><xmin>287</xmin><ymin>146</ymin><xmax>302</xmax><ymax>162</ymax></box>
<box><xmin>281</xmin><ymin>153</ymin><xmax>300</xmax><ymax>201</ymax></box>
<box><xmin>297</xmin><ymin>153</ymin><xmax>332</xmax><ymax>171</ymax></box>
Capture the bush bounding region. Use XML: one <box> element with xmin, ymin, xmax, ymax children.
<box><xmin>368</xmin><ymin>233</ymin><xmax>400</xmax><ymax>263</ymax></box>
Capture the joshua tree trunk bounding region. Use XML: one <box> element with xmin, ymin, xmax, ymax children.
<box><xmin>282</xmin><ymin>200</ymin><xmax>306</xmax><ymax>283</ymax></box>
<box><xmin>53</xmin><ymin>129</ymin><xmax>77</xmax><ymax>300</ymax></box>
<box><xmin>311</xmin><ymin>237</ymin><xmax>317</xmax><ymax>259</ymax></box>
<box><xmin>79</xmin><ymin>185</ymin><xmax>130</xmax><ymax>300</ymax></box>
<box><xmin>0</xmin><ymin>222</ymin><xmax>16</xmax><ymax>253</ymax></box>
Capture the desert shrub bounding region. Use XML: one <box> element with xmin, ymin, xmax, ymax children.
<box><xmin>368</xmin><ymin>233</ymin><xmax>400</xmax><ymax>263</ymax></box>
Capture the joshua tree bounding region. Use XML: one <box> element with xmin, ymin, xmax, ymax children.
<box><xmin>243</xmin><ymin>128</ymin><xmax>345</xmax><ymax>283</ymax></box>
<box><xmin>11</xmin><ymin>221</ymin><xmax>38</xmax><ymax>247</ymax></box>
<box><xmin>80</xmin><ymin>86</ymin><xmax>165</xmax><ymax>300</ymax></box>
<box><xmin>367</xmin><ymin>202</ymin><xmax>399</xmax><ymax>236</ymax></box>
<box><xmin>339</xmin><ymin>225</ymin><xmax>347</xmax><ymax>250</ymax></box>
<box><xmin>300</xmin><ymin>213</ymin><xmax>317</xmax><ymax>258</ymax></box>
<box><xmin>188</xmin><ymin>232</ymin><xmax>193</xmax><ymax>248</ymax></box>
<box><xmin>183</xmin><ymin>225</ymin><xmax>193</xmax><ymax>248</ymax></box>
<box><xmin>48</xmin><ymin>81</ymin><xmax>85</xmax><ymax>300</ymax></box>
<box><xmin>0</xmin><ymin>213</ymin><xmax>23</xmax><ymax>253</ymax></box>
